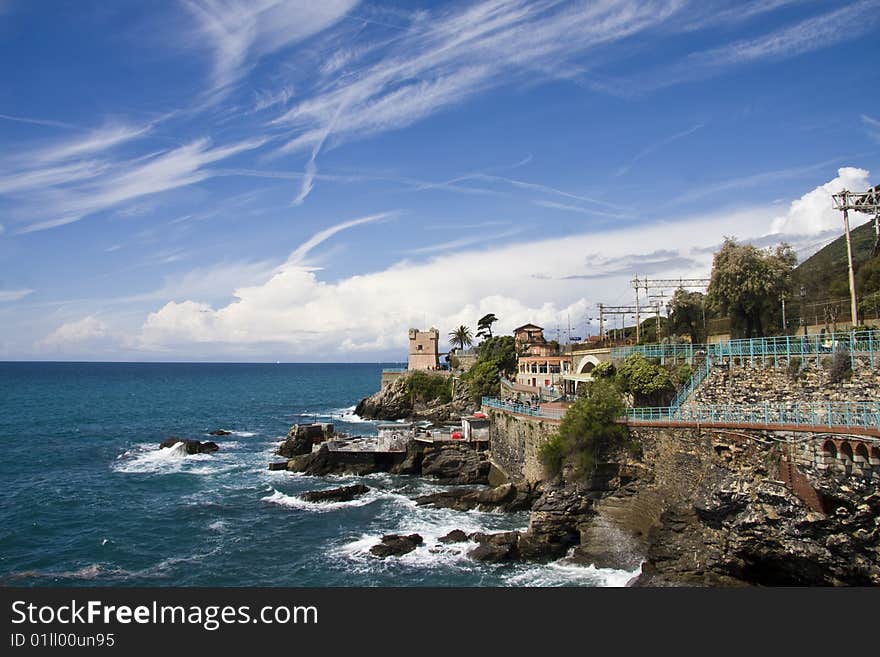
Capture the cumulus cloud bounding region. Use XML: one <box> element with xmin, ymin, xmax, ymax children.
<box><xmin>133</xmin><ymin>169</ymin><xmax>872</xmax><ymax>359</ymax></box>
<box><xmin>39</xmin><ymin>316</ymin><xmax>111</xmax><ymax>350</ymax></box>
<box><xmin>769</xmin><ymin>167</ymin><xmax>873</xmax><ymax>235</ymax></box>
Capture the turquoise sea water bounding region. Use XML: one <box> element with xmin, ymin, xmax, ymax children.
<box><xmin>0</xmin><ymin>362</ymin><xmax>635</xmax><ymax>587</ymax></box>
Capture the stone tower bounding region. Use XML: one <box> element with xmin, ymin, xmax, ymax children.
<box><xmin>408</xmin><ymin>328</ymin><xmax>439</xmax><ymax>370</ymax></box>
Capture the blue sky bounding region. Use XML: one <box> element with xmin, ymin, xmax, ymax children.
<box><xmin>0</xmin><ymin>0</ymin><xmax>878</xmax><ymax>361</ymax></box>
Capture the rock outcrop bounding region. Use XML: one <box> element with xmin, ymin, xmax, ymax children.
<box><xmin>277</xmin><ymin>423</ymin><xmax>334</xmax><ymax>458</ymax></box>
<box><xmin>420</xmin><ymin>444</ymin><xmax>490</xmax><ymax>484</ymax></box>
<box><xmin>208</xmin><ymin>429</ymin><xmax>232</xmax><ymax>436</ymax></box>
<box><xmin>370</xmin><ymin>534</ymin><xmax>423</xmax><ymax>558</ymax></box>
<box><xmin>414</xmin><ymin>483</ymin><xmax>536</xmax><ymax>512</ymax></box>
<box><xmin>159</xmin><ymin>437</ymin><xmax>219</xmax><ymax>454</ymax></box>
<box><xmin>301</xmin><ymin>484</ymin><xmax>370</xmax><ymax>503</ymax></box>
<box><xmin>354</xmin><ymin>370</ymin><xmax>476</xmax><ymax>422</ymax></box>
<box><xmin>286</xmin><ymin>442</ymin><xmax>488</xmax><ymax>482</ymax></box>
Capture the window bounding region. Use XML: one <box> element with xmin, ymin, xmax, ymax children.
<box><xmin>417</xmin><ymin>345</ymin><xmax>423</xmax><ymax>351</ymax></box>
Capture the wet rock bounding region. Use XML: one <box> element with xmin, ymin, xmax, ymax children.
<box><xmin>159</xmin><ymin>437</ymin><xmax>219</xmax><ymax>454</ymax></box>
<box><xmin>421</xmin><ymin>445</ymin><xmax>491</xmax><ymax>484</ymax></box>
<box><xmin>208</xmin><ymin>429</ymin><xmax>232</xmax><ymax>436</ymax></box>
<box><xmin>414</xmin><ymin>483</ymin><xmax>535</xmax><ymax>513</ymax></box>
<box><xmin>278</xmin><ymin>423</ymin><xmax>334</xmax><ymax>458</ymax></box>
<box><xmin>268</xmin><ymin>461</ymin><xmax>289</xmax><ymax>471</ymax></box>
<box><xmin>301</xmin><ymin>484</ymin><xmax>370</xmax><ymax>503</ymax></box>
<box><xmin>438</xmin><ymin>529</ymin><xmax>469</xmax><ymax>544</ymax></box>
<box><xmin>467</xmin><ymin>531</ymin><xmax>521</xmax><ymax>562</ymax></box>
<box><xmin>370</xmin><ymin>534</ymin><xmax>424</xmax><ymax>558</ymax></box>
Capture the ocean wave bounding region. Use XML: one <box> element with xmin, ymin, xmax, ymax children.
<box><xmin>261</xmin><ymin>487</ymin><xmax>391</xmax><ymax>513</ymax></box>
<box><xmin>503</xmin><ymin>559</ymin><xmax>643</xmax><ymax>588</ymax></box>
<box><xmin>229</xmin><ymin>431</ymin><xmax>257</xmax><ymax>437</ymax></box>
<box><xmin>112</xmin><ymin>442</ymin><xmax>225</xmax><ymax>475</ymax></box>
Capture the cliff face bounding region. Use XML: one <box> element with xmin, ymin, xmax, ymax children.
<box><xmin>354</xmin><ymin>371</ymin><xmax>476</xmax><ymax>422</ymax></box>
<box><xmin>484</xmin><ymin>412</ymin><xmax>879</xmax><ymax>585</ymax></box>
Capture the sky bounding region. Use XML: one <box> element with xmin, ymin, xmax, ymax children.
<box><xmin>0</xmin><ymin>0</ymin><xmax>878</xmax><ymax>362</ymax></box>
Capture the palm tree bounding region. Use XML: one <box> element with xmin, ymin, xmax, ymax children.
<box><xmin>448</xmin><ymin>325</ymin><xmax>473</xmax><ymax>353</ymax></box>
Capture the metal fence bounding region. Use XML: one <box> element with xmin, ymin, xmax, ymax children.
<box><xmin>627</xmin><ymin>401</ymin><xmax>880</xmax><ymax>432</ymax></box>
<box><xmin>481</xmin><ymin>396</ymin><xmax>566</xmax><ymax>420</ymax></box>
<box><xmin>612</xmin><ymin>330</ymin><xmax>878</xmax><ymax>369</ymax></box>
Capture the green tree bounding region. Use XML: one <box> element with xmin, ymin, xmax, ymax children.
<box><xmin>474</xmin><ymin>335</ymin><xmax>517</xmax><ymax>377</ymax></box>
<box><xmin>476</xmin><ymin>313</ymin><xmax>498</xmax><ymax>340</ymax></box>
<box><xmin>706</xmin><ymin>237</ymin><xmax>796</xmax><ymax>338</ymax></box>
<box><xmin>461</xmin><ymin>335</ymin><xmax>518</xmax><ymax>401</ymax></box>
<box><xmin>448</xmin><ymin>325</ymin><xmax>473</xmax><ymax>352</ymax></box>
<box><xmin>668</xmin><ymin>289</ymin><xmax>707</xmax><ymax>344</ymax></box>
<box><xmin>538</xmin><ymin>379</ymin><xmax>627</xmax><ymax>478</ymax></box>
<box><xmin>615</xmin><ymin>353</ymin><xmax>674</xmax><ymax>406</ymax></box>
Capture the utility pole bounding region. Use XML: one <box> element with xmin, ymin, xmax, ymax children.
<box><xmin>843</xmin><ymin>204</ymin><xmax>859</xmax><ymax>327</ymax></box>
<box><xmin>781</xmin><ymin>294</ymin><xmax>786</xmax><ymax>331</ymax></box>
<box><xmin>832</xmin><ymin>188</ymin><xmax>880</xmax><ymax>327</ymax></box>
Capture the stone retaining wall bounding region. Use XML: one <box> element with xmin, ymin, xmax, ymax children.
<box><xmin>485</xmin><ymin>408</ymin><xmax>560</xmax><ymax>484</ymax></box>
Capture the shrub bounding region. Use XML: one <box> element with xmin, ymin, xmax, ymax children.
<box><xmin>538</xmin><ymin>379</ymin><xmax>628</xmax><ymax>480</ymax></box>
<box><xmin>405</xmin><ymin>371</ymin><xmax>452</xmax><ymax>403</ymax></box>
<box><xmin>593</xmin><ymin>360</ymin><xmax>615</xmax><ymax>378</ymax></box>
<box><xmin>460</xmin><ymin>360</ymin><xmax>501</xmax><ymax>402</ymax></box>
<box><xmin>538</xmin><ymin>434</ymin><xmax>566</xmax><ymax>478</ymax></box>
<box><xmin>786</xmin><ymin>356</ymin><xmax>803</xmax><ymax>381</ymax></box>
<box><xmin>676</xmin><ymin>364</ymin><xmax>692</xmax><ymax>386</ymax></box>
<box><xmin>827</xmin><ymin>349</ymin><xmax>852</xmax><ymax>384</ymax></box>
<box><xmin>616</xmin><ymin>353</ymin><xmax>674</xmax><ymax>406</ymax></box>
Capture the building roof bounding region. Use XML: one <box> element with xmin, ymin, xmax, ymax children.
<box><xmin>513</xmin><ymin>323</ymin><xmax>544</xmax><ymax>332</ymax></box>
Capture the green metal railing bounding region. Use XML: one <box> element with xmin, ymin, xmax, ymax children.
<box><xmin>627</xmin><ymin>401</ymin><xmax>880</xmax><ymax>432</ymax></box>
<box><xmin>613</xmin><ymin>330</ymin><xmax>877</xmax><ymax>369</ymax></box>
<box><xmin>481</xmin><ymin>396</ymin><xmax>566</xmax><ymax>420</ymax></box>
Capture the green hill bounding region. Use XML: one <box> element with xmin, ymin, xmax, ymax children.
<box><xmin>793</xmin><ymin>216</ymin><xmax>880</xmax><ymax>320</ymax></box>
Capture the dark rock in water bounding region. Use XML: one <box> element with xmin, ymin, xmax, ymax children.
<box><xmin>268</xmin><ymin>461</ymin><xmax>289</xmax><ymax>471</ymax></box>
<box><xmin>370</xmin><ymin>534</ymin><xmax>423</xmax><ymax>558</ymax></box>
<box><xmin>438</xmin><ymin>529</ymin><xmax>469</xmax><ymax>544</ymax></box>
<box><xmin>301</xmin><ymin>484</ymin><xmax>370</xmax><ymax>503</ymax></box>
<box><xmin>421</xmin><ymin>444</ymin><xmax>490</xmax><ymax>484</ymax></box>
<box><xmin>208</xmin><ymin>429</ymin><xmax>232</xmax><ymax>436</ymax></box>
<box><xmin>159</xmin><ymin>437</ymin><xmax>219</xmax><ymax>454</ymax></box>
<box><xmin>467</xmin><ymin>531</ymin><xmax>521</xmax><ymax>562</ymax></box>
<box><xmin>287</xmin><ymin>444</ymin><xmax>401</xmax><ymax>477</ymax></box>
<box><xmin>278</xmin><ymin>423</ymin><xmax>334</xmax><ymax>458</ymax></box>
<box><xmin>414</xmin><ymin>483</ymin><xmax>535</xmax><ymax>513</ymax></box>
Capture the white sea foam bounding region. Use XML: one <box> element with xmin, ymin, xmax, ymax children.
<box><xmin>261</xmin><ymin>487</ymin><xmax>392</xmax><ymax>513</ymax></box>
<box><xmin>503</xmin><ymin>559</ymin><xmax>642</xmax><ymax>588</ymax></box>
<box><xmin>112</xmin><ymin>442</ymin><xmax>221</xmax><ymax>474</ymax></box>
<box><xmin>208</xmin><ymin>520</ymin><xmax>228</xmax><ymax>532</ymax></box>
<box><xmin>229</xmin><ymin>431</ymin><xmax>256</xmax><ymax>437</ymax></box>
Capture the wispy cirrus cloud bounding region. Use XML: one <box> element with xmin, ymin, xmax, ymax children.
<box><xmin>624</xmin><ymin>0</ymin><xmax>880</xmax><ymax>93</ymax></box>
<box><xmin>863</xmin><ymin>114</ymin><xmax>880</xmax><ymax>144</ymax></box>
<box><xmin>270</xmin><ymin>0</ymin><xmax>687</xmax><ymax>205</ymax></box>
<box><xmin>614</xmin><ymin>123</ymin><xmax>705</xmax><ymax>177</ymax></box>
<box><xmin>10</xmin><ymin>136</ymin><xmax>266</xmax><ymax>233</ymax></box>
<box><xmin>0</xmin><ymin>288</ymin><xmax>34</xmax><ymax>302</ymax></box>
<box><xmin>182</xmin><ymin>0</ymin><xmax>359</xmax><ymax>94</ymax></box>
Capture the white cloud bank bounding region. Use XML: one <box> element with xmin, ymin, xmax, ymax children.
<box><xmin>39</xmin><ymin>316</ymin><xmax>110</xmax><ymax>350</ymax></box>
<box><xmin>770</xmin><ymin>167</ymin><xmax>872</xmax><ymax>235</ymax></box>
<box><xmin>33</xmin><ymin>169</ymin><xmax>871</xmax><ymax>359</ymax></box>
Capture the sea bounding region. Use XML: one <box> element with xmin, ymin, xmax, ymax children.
<box><xmin>0</xmin><ymin>362</ymin><xmax>638</xmax><ymax>587</ymax></box>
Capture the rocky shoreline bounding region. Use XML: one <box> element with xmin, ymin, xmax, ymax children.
<box><xmin>273</xmin><ymin>372</ymin><xmax>880</xmax><ymax>585</ymax></box>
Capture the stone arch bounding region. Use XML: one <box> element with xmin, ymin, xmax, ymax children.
<box><xmin>577</xmin><ymin>355</ymin><xmax>602</xmax><ymax>374</ymax></box>
<box><xmin>821</xmin><ymin>440</ymin><xmax>837</xmax><ymax>459</ymax></box>
<box><xmin>839</xmin><ymin>441</ymin><xmax>854</xmax><ymax>464</ymax></box>
<box><xmin>854</xmin><ymin>442</ymin><xmax>869</xmax><ymax>464</ymax></box>
<box><xmin>871</xmin><ymin>446</ymin><xmax>880</xmax><ymax>462</ymax></box>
